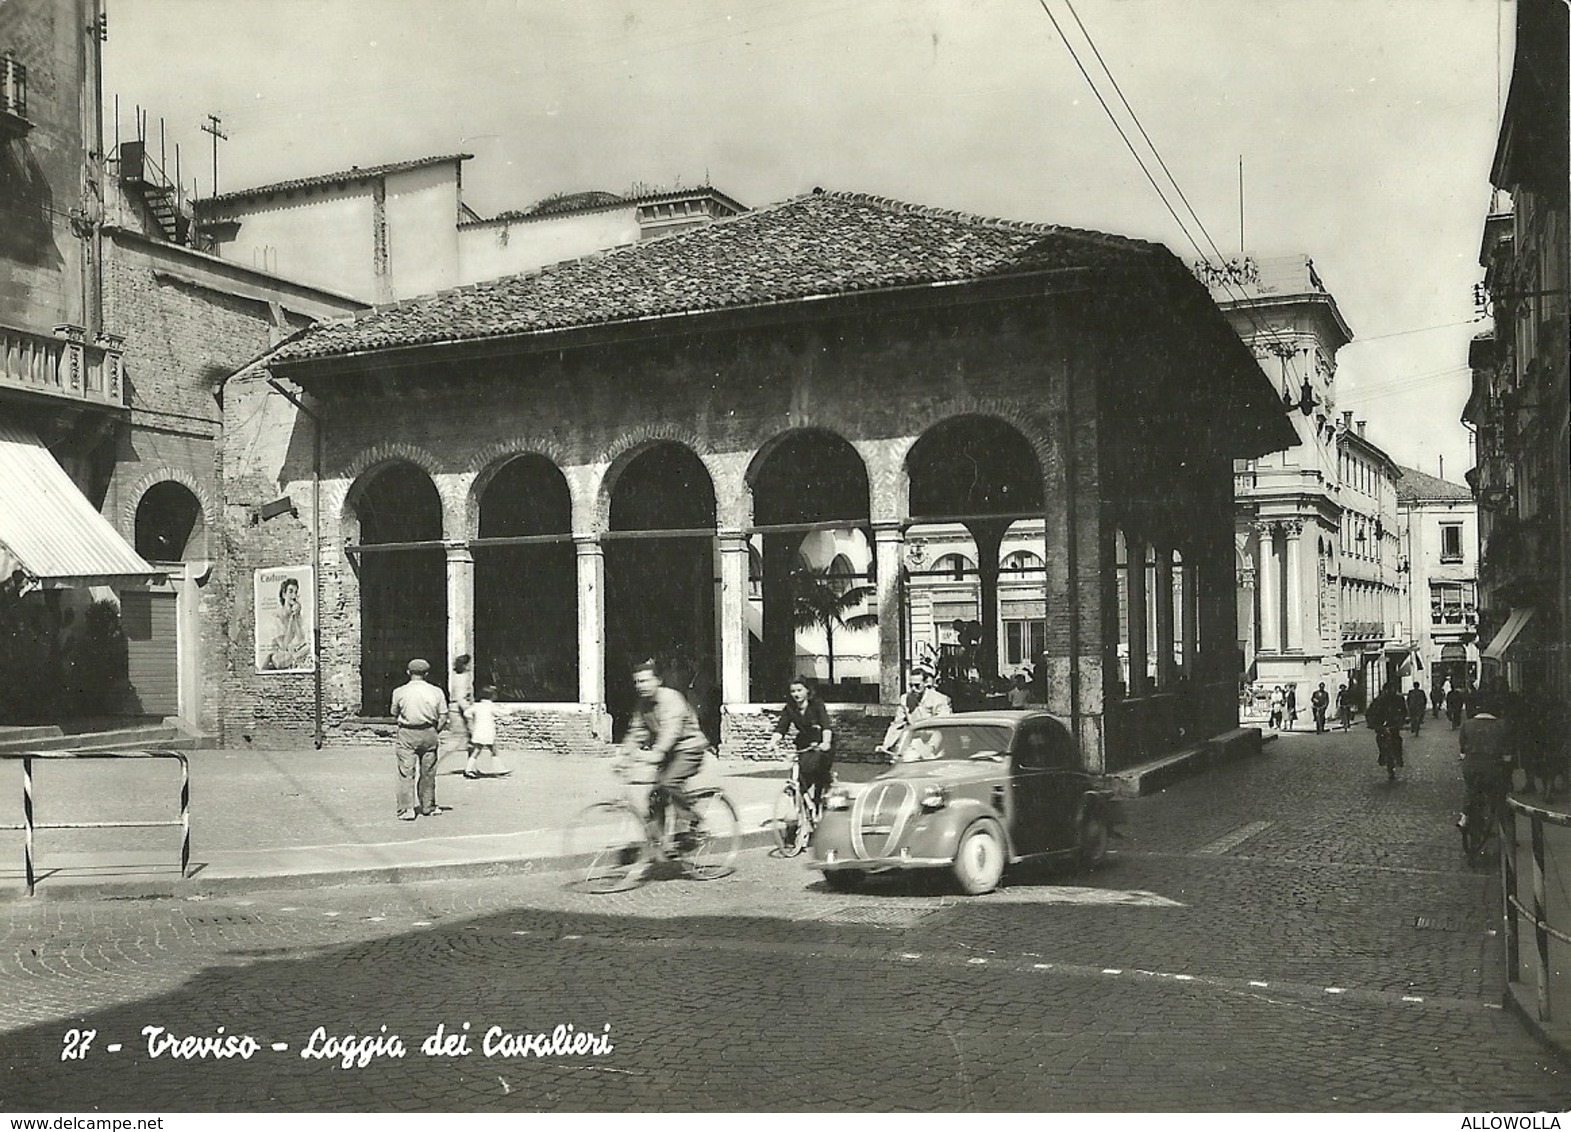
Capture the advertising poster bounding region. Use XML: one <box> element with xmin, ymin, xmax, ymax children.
<box><xmin>254</xmin><ymin>564</ymin><xmax>315</xmax><ymax>674</ymax></box>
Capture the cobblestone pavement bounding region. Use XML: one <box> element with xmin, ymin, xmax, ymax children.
<box><xmin>0</xmin><ymin>721</ymin><xmax>1566</xmax><ymax>1112</ymax></box>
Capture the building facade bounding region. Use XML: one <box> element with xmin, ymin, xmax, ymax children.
<box><xmin>1395</xmin><ymin>466</ymin><xmax>1479</xmax><ymax>694</ymax></box>
<box><xmin>1204</xmin><ymin>256</ymin><xmax>1408</xmax><ymax>711</ymax></box>
<box><xmin>222</xmin><ymin>192</ymin><xmax>1293</xmax><ymax>769</ymax></box>
<box><xmin>1467</xmin><ymin>0</ymin><xmax>1569</xmax><ymax>713</ymax></box>
<box><xmin>193</xmin><ymin>161</ymin><xmax>746</xmax><ymax>305</ymax></box>
<box><xmin>0</xmin><ymin>0</ymin><xmax>363</xmax><ymax>733</ymax></box>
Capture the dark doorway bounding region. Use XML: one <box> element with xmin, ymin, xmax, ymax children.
<box><xmin>474</xmin><ymin>455</ymin><xmax>576</xmax><ymax>701</ymax></box>
<box><xmin>604</xmin><ymin>443</ymin><xmax>716</xmax><ymax>734</ymax></box>
<box><xmin>353</xmin><ymin>462</ymin><xmax>445</xmax><ymax>715</ymax></box>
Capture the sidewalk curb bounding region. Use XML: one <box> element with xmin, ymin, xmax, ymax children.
<box><xmin>1</xmin><ymin>828</ymin><xmax>781</xmax><ymax>902</ymax></box>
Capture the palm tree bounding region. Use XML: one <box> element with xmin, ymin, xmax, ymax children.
<box><xmin>790</xmin><ymin>561</ymin><xmax>879</xmax><ymax>686</ymax></box>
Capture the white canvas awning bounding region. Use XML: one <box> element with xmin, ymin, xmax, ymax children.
<box><xmin>1482</xmin><ymin>608</ymin><xmax>1535</xmax><ymax>662</ymax></box>
<box><xmin>0</xmin><ymin>422</ymin><xmax>161</xmax><ymax>590</ymax></box>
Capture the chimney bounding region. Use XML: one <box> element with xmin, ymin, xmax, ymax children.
<box><xmin>1341</xmin><ymin>411</ymin><xmax>1353</xmax><ymax>430</ymax></box>
<box><xmin>1356</xmin><ymin>420</ymin><xmax>1366</xmax><ymax>437</ymax></box>
<box><xmin>1439</xmin><ymin>455</ymin><xmax>1445</xmax><ymax>480</ymax></box>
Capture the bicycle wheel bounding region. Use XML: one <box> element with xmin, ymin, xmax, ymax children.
<box><xmin>565</xmin><ymin>801</ymin><xmax>650</xmax><ymax>893</ymax></box>
<box><xmin>770</xmin><ymin>782</ymin><xmax>801</xmax><ymax>856</ymax></box>
<box><xmin>683</xmin><ymin>789</ymin><xmax>740</xmax><ymax>880</ymax></box>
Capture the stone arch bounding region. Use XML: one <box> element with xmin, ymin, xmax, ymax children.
<box><xmin>901</xmin><ymin>398</ymin><xmax>1054</xmax><ymax>481</ymax></box>
<box><xmin>336</xmin><ymin>442</ymin><xmax>449</xmax><ymax>541</ymax></box>
<box><xmin>745</xmin><ymin>426</ymin><xmax>870</xmax><ymax>525</ymax></box>
<box><xmin>466</xmin><ymin>443</ymin><xmax>575</xmax><ymax>540</ymax></box>
<box><xmin>592</xmin><ymin>425</ymin><xmax>714</xmax><ymax>531</ymax></box>
<box><xmin>120</xmin><ymin>466</ymin><xmax>217</xmax><ymax>543</ymax></box>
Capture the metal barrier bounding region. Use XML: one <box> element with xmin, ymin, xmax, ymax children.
<box><xmin>1502</xmin><ymin>796</ymin><xmax>1571</xmax><ymax>1022</ymax></box>
<box><xmin>0</xmin><ymin>750</ymin><xmax>190</xmax><ymax>896</ymax></box>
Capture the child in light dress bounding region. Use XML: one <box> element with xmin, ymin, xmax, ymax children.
<box><xmin>463</xmin><ymin>685</ymin><xmax>511</xmax><ymax>779</ymax></box>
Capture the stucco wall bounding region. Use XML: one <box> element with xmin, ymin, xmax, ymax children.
<box><xmin>457</xmin><ymin>208</ymin><xmax>642</xmax><ymax>284</ymax></box>
<box><xmin>383</xmin><ymin>163</ymin><xmax>460</xmax><ymax>299</ymax></box>
<box><xmin>209</xmin><ymin>187</ymin><xmax>378</xmax><ymax>301</ymax></box>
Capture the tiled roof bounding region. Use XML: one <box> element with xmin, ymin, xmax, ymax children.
<box><xmin>197</xmin><ymin>154</ymin><xmax>473</xmax><ymax>208</ymax></box>
<box><xmin>1396</xmin><ymin>465</ymin><xmax>1474</xmax><ymax>503</ymax></box>
<box><xmin>273</xmin><ymin>190</ymin><xmax>1163</xmax><ymax>363</ymax></box>
<box><xmin>467</xmin><ymin>185</ymin><xmax>748</xmax><ymax>228</ymax></box>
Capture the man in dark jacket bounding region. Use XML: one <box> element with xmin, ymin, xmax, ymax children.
<box><xmin>1446</xmin><ymin>682</ymin><xmax>1468</xmax><ymax>730</ymax></box>
<box><xmin>1310</xmin><ymin>683</ymin><xmax>1330</xmax><ymax>733</ymax></box>
<box><xmin>1405</xmin><ymin>682</ymin><xmax>1427</xmax><ymax>735</ymax></box>
<box><xmin>1368</xmin><ymin>683</ymin><xmax>1407</xmax><ymax>781</ymax></box>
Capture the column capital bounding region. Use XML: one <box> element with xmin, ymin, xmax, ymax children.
<box><xmin>716</xmin><ymin>530</ymin><xmax>749</xmax><ymax>547</ymax></box>
<box><xmin>1281</xmin><ymin>519</ymin><xmax>1304</xmax><ymax>538</ymax></box>
<box><xmin>442</xmin><ymin>540</ymin><xmax>472</xmax><ymax>562</ymax></box>
<box><xmin>573</xmin><ymin>533</ymin><xmax>604</xmax><ymax>555</ymax></box>
<box><xmin>1254</xmin><ymin>520</ymin><xmax>1278</xmax><ymax>538</ymax></box>
<box><xmin>871</xmin><ymin>520</ymin><xmax>906</xmax><ymax>538</ymax></box>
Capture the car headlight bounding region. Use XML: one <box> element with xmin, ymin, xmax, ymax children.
<box><xmin>919</xmin><ymin>784</ymin><xmax>948</xmax><ymax>811</ymax></box>
<box><xmin>825</xmin><ymin>786</ymin><xmax>852</xmax><ymax>811</ymax></box>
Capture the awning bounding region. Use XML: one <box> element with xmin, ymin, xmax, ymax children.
<box><xmin>1482</xmin><ymin>608</ymin><xmax>1535</xmax><ymax>662</ymax></box>
<box><xmin>1440</xmin><ymin>643</ymin><xmax>1468</xmax><ymax>662</ymax></box>
<box><xmin>0</xmin><ymin>422</ymin><xmax>161</xmax><ymax>591</ymax></box>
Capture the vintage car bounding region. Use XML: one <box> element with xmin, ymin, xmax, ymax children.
<box><xmin>811</xmin><ymin>710</ymin><xmax>1120</xmax><ymax>894</ymax></box>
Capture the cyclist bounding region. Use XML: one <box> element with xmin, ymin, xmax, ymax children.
<box><xmin>1458</xmin><ymin>693</ymin><xmax>1514</xmax><ymax>840</ymax></box>
<box><xmin>765</xmin><ymin>677</ymin><xmax>834</xmax><ymax>847</ymax></box>
<box><xmin>621</xmin><ymin>658</ymin><xmax>711</xmax><ymax>854</ymax></box>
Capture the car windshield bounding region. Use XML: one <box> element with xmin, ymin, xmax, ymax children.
<box><xmin>897</xmin><ymin>723</ymin><xmax>1013</xmax><ymax>762</ymax></box>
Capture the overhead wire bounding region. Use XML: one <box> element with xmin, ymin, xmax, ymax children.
<box><xmin>1036</xmin><ymin>0</ymin><xmax>1309</xmax><ymax>421</ymax></box>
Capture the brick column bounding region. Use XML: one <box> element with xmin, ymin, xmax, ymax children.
<box><xmin>575</xmin><ymin>535</ymin><xmax>606</xmax><ymax>710</ymax></box>
<box><xmin>444</xmin><ymin>541</ymin><xmax>473</xmax><ymax>687</ymax></box>
<box><xmin>873</xmin><ymin>522</ymin><xmax>906</xmax><ymax>704</ymax></box>
<box><xmin>717</xmin><ymin>532</ymin><xmax>751</xmax><ymax>707</ymax></box>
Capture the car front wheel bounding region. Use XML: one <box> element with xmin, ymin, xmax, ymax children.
<box><xmin>1077</xmin><ymin>807</ymin><xmax>1109</xmax><ymax>871</ymax></box>
<box><xmin>952</xmin><ymin>821</ymin><xmax>1006</xmax><ymax>895</ymax></box>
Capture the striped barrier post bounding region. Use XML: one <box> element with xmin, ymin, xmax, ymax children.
<box><xmin>23</xmin><ymin>755</ymin><xmax>34</xmax><ymax>897</ymax></box>
<box><xmin>179</xmin><ymin>756</ymin><xmax>191</xmax><ymax>879</ymax></box>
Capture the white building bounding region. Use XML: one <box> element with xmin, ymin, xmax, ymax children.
<box><xmin>1395</xmin><ymin>466</ymin><xmax>1480</xmax><ymax>693</ymax></box>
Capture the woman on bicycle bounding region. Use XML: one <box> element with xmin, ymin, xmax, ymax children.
<box><xmin>765</xmin><ymin>676</ymin><xmax>834</xmax><ymax>822</ymax></box>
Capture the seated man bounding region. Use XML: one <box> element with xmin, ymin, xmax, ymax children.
<box><xmin>879</xmin><ymin>663</ymin><xmax>952</xmax><ymax>754</ymax></box>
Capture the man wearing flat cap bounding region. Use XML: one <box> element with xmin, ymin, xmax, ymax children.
<box><xmin>878</xmin><ymin>661</ymin><xmax>952</xmax><ymax>755</ymax></box>
<box><xmin>391</xmin><ymin>657</ymin><xmax>448</xmax><ymax>820</ymax></box>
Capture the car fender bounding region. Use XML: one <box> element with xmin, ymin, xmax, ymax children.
<box><xmin>902</xmin><ymin>796</ymin><xmax>1013</xmax><ymax>860</ymax></box>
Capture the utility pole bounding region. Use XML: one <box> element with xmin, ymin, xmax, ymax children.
<box><xmin>200</xmin><ymin>113</ymin><xmax>228</xmax><ymax>196</ymax></box>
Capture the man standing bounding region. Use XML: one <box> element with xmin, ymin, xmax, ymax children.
<box><xmin>1446</xmin><ymin>681</ymin><xmax>1468</xmax><ymax>730</ymax></box>
<box><xmin>1335</xmin><ymin>683</ymin><xmax>1354</xmax><ymax>731</ymax></box>
<box><xmin>879</xmin><ymin>662</ymin><xmax>953</xmax><ymax>753</ymax></box>
<box><xmin>1310</xmin><ymin>683</ymin><xmax>1330</xmax><ymax>734</ymax></box>
<box><xmin>391</xmin><ymin>658</ymin><xmax>448</xmax><ymax>821</ymax></box>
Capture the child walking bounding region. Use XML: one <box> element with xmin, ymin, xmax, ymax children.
<box><xmin>463</xmin><ymin>685</ymin><xmax>511</xmax><ymax>779</ymax></box>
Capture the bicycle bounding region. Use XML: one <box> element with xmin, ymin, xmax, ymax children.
<box><xmin>565</xmin><ymin>756</ymin><xmax>740</xmax><ymax>892</ymax></box>
<box><xmin>769</xmin><ymin>754</ymin><xmax>831</xmax><ymax>858</ymax></box>
<box><xmin>1459</xmin><ymin>765</ymin><xmax>1510</xmax><ymax>864</ymax></box>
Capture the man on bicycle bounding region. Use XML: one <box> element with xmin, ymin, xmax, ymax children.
<box><xmin>621</xmin><ymin>659</ymin><xmax>711</xmax><ymax>854</ymax></box>
<box><xmin>1458</xmin><ymin>692</ymin><xmax>1514</xmax><ymax>833</ymax></box>
<box><xmin>764</xmin><ymin>677</ymin><xmax>834</xmax><ymax>851</ymax></box>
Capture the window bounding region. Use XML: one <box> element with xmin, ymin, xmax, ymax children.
<box><xmin>1001</xmin><ymin>550</ymin><xmax>1045</xmax><ymax>579</ymax></box>
<box><xmin>1</xmin><ymin>55</ymin><xmax>26</xmax><ymax>119</ymax></box>
<box><xmin>1440</xmin><ymin>523</ymin><xmax>1463</xmax><ymax>562</ymax></box>
<box><xmin>933</xmin><ymin>553</ymin><xmax>974</xmax><ymax>581</ymax></box>
<box><xmin>1005</xmin><ymin>619</ymin><xmax>1047</xmax><ymax>667</ymax></box>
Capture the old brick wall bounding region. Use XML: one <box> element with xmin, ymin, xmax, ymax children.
<box><xmin>224</xmin><ymin>296</ymin><xmax>1123</xmax><ymax>754</ymax></box>
<box><xmin>103</xmin><ymin>231</ymin><xmax>360</xmax><ymax>738</ymax></box>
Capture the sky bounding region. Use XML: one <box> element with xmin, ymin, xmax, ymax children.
<box><xmin>102</xmin><ymin>0</ymin><xmax>1511</xmax><ymax>481</ymax></box>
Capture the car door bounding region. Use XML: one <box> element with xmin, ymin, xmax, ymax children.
<box><xmin>1009</xmin><ymin>721</ymin><xmax>1058</xmax><ymax>856</ymax></box>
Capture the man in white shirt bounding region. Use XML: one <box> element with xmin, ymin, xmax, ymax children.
<box><xmin>390</xmin><ymin>658</ymin><xmax>448</xmax><ymax>820</ymax></box>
